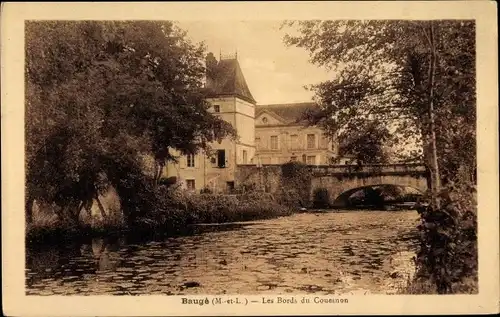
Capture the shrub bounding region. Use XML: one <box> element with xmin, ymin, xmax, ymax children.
<box><xmin>313</xmin><ymin>187</ymin><xmax>330</xmax><ymax>208</ymax></box>
<box><xmin>138</xmin><ymin>186</ymin><xmax>293</xmax><ymax>232</ymax></box>
<box><xmin>158</xmin><ymin>176</ymin><xmax>178</xmax><ymax>187</ymax></box>
<box><xmin>280</xmin><ymin>162</ymin><xmax>312</xmax><ymax>207</ymax></box>
<box><xmin>412</xmin><ymin>181</ymin><xmax>477</xmax><ymax>294</ymax></box>
<box><xmin>200</xmin><ymin>186</ymin><xmax>213</xmax><ymax>194</ymax></box>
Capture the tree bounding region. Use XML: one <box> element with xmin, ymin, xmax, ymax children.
<box><xmin>282</xmin><ymin>20</ymin><xmax>477</xmax><ymax>294</ymax></box>
<box><xmin>25</xmin><ymin>21</ymin><xmax>236</xmax><ymax>225</ymax></box>
<box><xmin>282</xmin><ymin>20</ymin><xmax>476</xmax><ymax>206</ymax></box>
<box><xmin>336</xmin><ymin>120</ymin><xmax>393</xmax><ymax>164</ymax></box>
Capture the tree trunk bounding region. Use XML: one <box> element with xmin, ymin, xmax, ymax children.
<box><xmin>26</xmin><ymin>195</ymin><xmax>34</xmax><ymax>224</ymax></box>
<box><xmin>153</xmin><ymin>161</ymin><xmax>164</xmax><ymax>187</ymax></box>
<box><xmin>78</xmin><ymin>200</ymin><xmax>85</xmax><ymax>214</ymax></box>
<box><xmin>427</xmin><ymin>21</ymin><xmax>441</xmax><ymax>209</ymax></box>
<box><xmin>153</xmin><ymin>162</ymin><xmax>159</xmax><ymax>187</ymax></box>
<box><xmin>63</xmin><ymin>200</ymin><xmax>82</xmax><ymax>227</ymax></box>
<box><xmin>94</xmin><ymin>194</ymin><xmax>107</xmax><ymax>220</ymax></box>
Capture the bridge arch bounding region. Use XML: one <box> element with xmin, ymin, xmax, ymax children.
<box><xmin>308</xmin><ymin>164</ymin><xmax>428</xmax><ymax>208</ymax></box>
<box><xmin>331</xmin><ymin>183</ymin><xmax>425</xmax><ymax>208</ymax></box>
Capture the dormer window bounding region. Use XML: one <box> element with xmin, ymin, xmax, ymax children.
<box><xmin>213</xmin><ymin>105</ymin><xmax>220</xmax><ymax>113</ymax></box>
<box><xmin>262</xmin><ymin>117</ymin><xmax>268</xmax><ymax>124</ymax></box>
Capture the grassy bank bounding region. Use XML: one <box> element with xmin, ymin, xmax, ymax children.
<box><xmin>27</xmin><ymin>188</ymin><xmax>293</xmax><ymax>246</ymax></box>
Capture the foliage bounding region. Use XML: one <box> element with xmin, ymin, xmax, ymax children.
<box><xmin>25</xmin><ymin>21</ymin><xmax>236</xmax><ymax>225</ymax></box>
<box><xmin>136</xmin><ymin>188</ymin><xmax>292</xmax><ymax>231</ymax></box>
<box><xmin>280</xmin><ymin>162</ymin><xmax>312</xmax><ymax>207</ymax></box>
<box><xmin>414</xmin><ymin>182</ymin><xmax>477</xmax><ymax>294</ymax></box>
<box><xmin>27</xmin><ymin>187</ymin><xmax>293</xmax><ymax>243</ymax></box>
<box><xmin>282</xmin><ymin>20</ymin><xmax>475</xmax><ymax>176</ymax></box>
<box><xmin>199</xmin><ymin>186</ymin><xmax>213</xmax><ymax>194</ymax></box>
<box><xmin>337</xmin><ymin>120</ymin><xmax>393</xmax><ymax>164</ymax></box>
<box><xmin>312</xmin><ymin>187</ymin><xmax>330</xmax><ymax>209</ymax></box>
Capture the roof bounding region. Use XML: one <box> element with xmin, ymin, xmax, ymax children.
<box><xmin>204</xmin><ymin>57</ymin><xmax>256</xmax><ymax>104</ymax></box>
<box><xmin>255</xmin><ymin>102</ymin><xmax>320</xmax><ymax>124</ymax></box>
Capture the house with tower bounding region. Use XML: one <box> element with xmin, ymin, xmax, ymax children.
<box><xmin>163</xmin><ymin>52</ymin><xmax>345</xmax><ymax>193</ymax></box>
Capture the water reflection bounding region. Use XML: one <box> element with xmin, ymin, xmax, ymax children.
<box><xmin>26</xmin><ymin>211</ymin><xmax>419</xmax><ymax>296</ymax></box>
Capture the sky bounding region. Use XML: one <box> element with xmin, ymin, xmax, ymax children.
<box><xmin>177</xmin><ymin>21</ymin><xmax>420</xmax><ymax>157</ymax></box>
<box><xmin>176</xmin><ymin>21</ymin><xmax>334</xmax><ymax>105</ymax></box>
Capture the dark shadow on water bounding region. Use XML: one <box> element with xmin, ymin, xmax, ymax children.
<box><xmin>27</xmin><ymin>220</ymin><xmax>256</xmax><ymax>247</ymax></box>
<box><xmin>26</xmin><ymin>222</ymin><xmax>255</xmax><ymax>285</ymax></box>
<box><xmin>307</xmin><ymin>205</ymin><xmax>418</xmax><ymax>214</ymax></box>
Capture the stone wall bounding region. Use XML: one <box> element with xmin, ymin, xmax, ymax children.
<box><xmin>235</xmin><ymin>164</ymin><xmax>282</xmax><ymax>193</ymax></box>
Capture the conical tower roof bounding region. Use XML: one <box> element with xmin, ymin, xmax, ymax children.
<box><xmin>205</xmin><ymin>54</ymin><xmax>256</xmax><ymax>104</ymax></box>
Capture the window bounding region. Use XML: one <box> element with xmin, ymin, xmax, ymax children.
<box><xmin>186</xmin><ymin>154</ymin><xmax>195</xmax><ymax>167</ymax></box>
<box><xmin>320</xmin><ymin>135</ymin><xmax>328</xmax><ymax>148</ymax></box>
<box><xmin>213</xmin><ymin>105</ymin><xmax>220</xmax><ymax>113</ymax></box>
<box><xmin>290</xmin><ymin>156</ymin><xmax>297</xmax><ymax>162</ymax></box>
<box><xmin>255</xmin><ymin>137</ymin><xmax>261</xmax><ymax>149</ymax></box>
<box><xmin>306</xmin><ymin>155</ymin><xmax>316</xmax><ymax>165</ymax></box>
<box><xmin>290</xmin><ymin>134</ymin><xmax>298</xmax><ymax>149</ymax></box>
<box><xmin>242</xmin><ymin>150</ymin><xmax>248</xmax><ymax>164</ymax></box>
<box><xmin>262</xmin><ymin>117</ymin><xmax>268</xmax><ymax>124</ymax></box>
<box><xmin>307</xmin><ymin>134</ymin><xmax>316</xmax><ymax>149</ymax></box>
<box><xmin>217</xmin><ymin>149</ymin><xmax>226</xmax><ymax>168</ymax></box>
<box><xmin>270</xmin><ymin>136</ymin><xmax>278</xmax><ymax>150</ymax></box>
<box><xmin>186</xmin><ymin>179</ymin><xmax>195</xmax><ymax>191</ymax></box>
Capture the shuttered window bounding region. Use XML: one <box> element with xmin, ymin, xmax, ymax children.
<box><xmin>270</xmin><ymin>136</ymin><xmax>278</xmax><ymax>150</ymax></box>
<box><xmin>307</xmin><ymin>134</ymin><xmax>316</xmax><ymax>149</ymax></box>
<box><xmin>290</xmin><ymin>134</ymin><xmax>298</xmax><ymax>149</ymax></box>
<box><xmin>186</xmin><ymin>154</ymin><xmax>195</xmax><ymax>167</ymax></box>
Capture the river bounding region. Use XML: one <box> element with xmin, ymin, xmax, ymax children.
<box><xmin>26</xmin><ymin>210</ymin><xmax>420</xmax><ymax>296</ymax></box>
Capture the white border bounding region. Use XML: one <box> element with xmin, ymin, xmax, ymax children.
<box><xmin>2</xmin><ymin>1</ymin><xmax>498</xmax><ymax>316</ymax></box>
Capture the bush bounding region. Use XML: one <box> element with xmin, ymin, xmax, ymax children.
<box><xmin>412</xmin><ymin>181</ymin><xmax>477</xmax><ymax>294</ymax></box>
<box><xmin>313</xmin><ymin>187</ymin><xmax>330</xmax><ymax>208</ymax></box>
<box><xmin>280</xmin><ymin>162</ymin><xmax>312</xmax><ymax>207</ymax></box>
<box><xmin>200</xmin><ymin>186</ymin><xmax>213</xmax><ymax>194</ymax></box>
<box><xmin>138</xmin><ymin>187</ymin><xmax>293</xmax><ymax>232</ymax></box>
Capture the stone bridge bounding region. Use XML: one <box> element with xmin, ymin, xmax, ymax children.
<box><xmin>235</xmin><ymin>163</ymin><xmax>429</xmax><ymax>207</ymax></box>
<box><xmin>309</xmin><ymin>164</ymin><xmax>428</xmax><ymax>207</ymax></box>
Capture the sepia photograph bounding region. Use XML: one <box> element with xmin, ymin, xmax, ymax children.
<box><xmin>2</xmin><ymin>1</ymin><xmax>498</xmax><ymax>316</ymax></box>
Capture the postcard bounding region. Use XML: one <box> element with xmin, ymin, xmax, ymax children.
<box><xmin>2</xmin><ymin>1</ymin><xmax>498</xmax><ymax>316</ymax></box>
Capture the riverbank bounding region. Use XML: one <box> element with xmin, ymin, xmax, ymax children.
<box><xmin>26</xmin><ymin>191</ymin><xmax>294</xmax><ymax>246</ymax></box>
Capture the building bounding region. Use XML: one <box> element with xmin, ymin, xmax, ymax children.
<box><xmin>164</xmin><ymin>52</ymin><xmax>344</xmax><ymax>193</ymax></box>
<box><xmin>164</xmin><ymin>52</ymin><xmax>256</xmax><ymax>193</ymax></box>
<box><xmin>254</xmin><ymin>103</ymin><xmax>338</xmax><ymax>165</ymax></box>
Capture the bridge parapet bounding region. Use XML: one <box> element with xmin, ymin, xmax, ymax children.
<box><xmin>309</xmin><ymin>164</ymin><xmax>427</xmax><ymax>177</ymax></box>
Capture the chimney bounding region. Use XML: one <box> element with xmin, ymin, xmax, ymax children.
<box><xmin>205</xmin><ymin>52</ymin><xmax>218</xmax><ymax>89</ymax></box>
